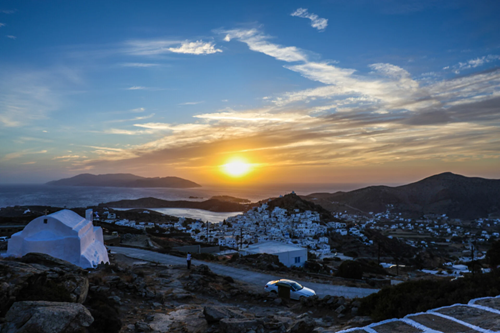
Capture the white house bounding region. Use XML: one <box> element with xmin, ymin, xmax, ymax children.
<box><xmin>242</xmin><ymin>241</ymin><xmax>308</xmax><ymax>267</ymax></box>
<box><xmin>7</xmin><ymin>209</ymin><xmax>109</xmax><ymax>269</ymax></box>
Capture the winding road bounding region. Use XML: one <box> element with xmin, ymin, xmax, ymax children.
<box><xmin>110</xmin><ymin>247</ymin><xmax>379</xmax><ymax>299</ymax></box>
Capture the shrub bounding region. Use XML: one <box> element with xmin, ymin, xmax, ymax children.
<box><xmin>337</xmin><ymin>260</ymin><xmax>363</xmax><ymax>279</ymax></box>
<box><xmin>359</xmin><ymin>270</ymin><xmax>500</xmax><ymax>321</ymax></box>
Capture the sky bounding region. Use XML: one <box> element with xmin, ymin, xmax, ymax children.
<box><xmin>1</xmin><ymin>0</ymin><xmax>500</xmax><ymax>186</ymax></box>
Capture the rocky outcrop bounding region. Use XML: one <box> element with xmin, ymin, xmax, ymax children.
<box><xmin>203</xmin><ymin>305</ymin><xmax>248</xmax><ymax>323</ymax></box>
<box><xmin>219</xmin><ymin>318</ymin><xmax>264</xmax><ymax>333</ymax></box>
<box><xmin>0</xmin><ymin>253</ymin><xmax>89</xmax><ymax>317</ymax></box>
<box><xmin>140</xmin><ymin>305</ymin><xmax>207</xmax><ymax>333</ymax></box>
<box><xmin>1</xmin><ymin>301</ymin><xmax>93</xmax><ymax>333</ymax></box>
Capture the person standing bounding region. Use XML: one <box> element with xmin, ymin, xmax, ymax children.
<box><xmin>187</xmin><ymin>252</ymin><xmax>192</xmax><ymax>269</ymax></box>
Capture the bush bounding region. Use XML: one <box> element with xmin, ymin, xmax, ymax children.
<box><xmin>359</xmin><ymin>270</ymin><xmax>500</xmax><ymax>321</ymax></box>
<box><xmin>337</xmin><ymin>260</ymin><xmax>363</xmax><ymax>279</ymax></box>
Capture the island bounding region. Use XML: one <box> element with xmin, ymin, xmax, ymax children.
<box><xmin>46</xmin><ymin>173</ymin><xmax>201</xmax><ymax>188</ymax></box>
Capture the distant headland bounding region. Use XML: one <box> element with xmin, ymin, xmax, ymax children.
<box><xmin>46</xmin><ymin>173</ymin><xmax>201</xmax><ymax>188</ymax></box>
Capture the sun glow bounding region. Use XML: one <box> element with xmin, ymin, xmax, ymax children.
<box><xmin>222</xmin><ymin>158</ymin><xmax>252</xmax><ymax>178</ymax></box>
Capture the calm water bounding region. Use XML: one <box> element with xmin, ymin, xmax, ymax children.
<box><xmin>0</xmin><ymin>183</ymin><xmax>370</xmax><ymax>221</ymax></box>
<box><xmin>0</xmin><ymin>183</ymin><xmax>370</xmax><ymax>209</ymax></box>
<box><xmin>113</xmin><ymin>207</ymin><xmax>241</xmax><ymax>223</ymax></box>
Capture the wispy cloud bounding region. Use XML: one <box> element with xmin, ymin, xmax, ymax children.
<box><xmin>120</xmin><ymin>62</ymin><xmax>160</xmax><ymax>67</ymax></box>
<box><xmin>0</xmin><ymin>10</ymin><xmax>16</xmax><ymax>14</ymax></box>
<box><xmin>106</xmin><ymin>113</ymin><xmax>155</xmax><ymax>123</ymax></box>
<box><xmin>0</xmin><ymin>68</ymin><xmax>73</xmax><ymax>127</ymax></box>
<box><xmin>104</xmin><ymin>128</ymin><xmax>154</xmax><ymax>135</ymax></box>
<box><xmin>221</xmin><ymin>28</ymin><xmax>308</xmax><ymax>62</ymax></box>
<box><xmin>0</xmin><ymin>23</ymin><xmax>5</xmax><ymax>27</ymax></box>
<box><xmin>179</xmin><ymin>101</ymin><xmax>204</xmax><ymax>105</ymax></box>
<box><xmin>76</xmin><ymin>27</ymin><xmax>500</xmax><ymax>175</ymax></box>
<box><xmin>291</xmin><ymin>8</ymin><xmax>328</xmax><ymax>31</ymax></box>
<box><xmin>6</xmin><ymin>35</ymin><xmax>16</xmax><ymax>39</ymax></box>
<box><xmin>127</xmin><ymin>39</ymin><xmax>222</xmax><ymax>56</ymax></box>
<box><xmin>52</xmin><ymin>155</ymin><xmax>82</xmax><ymax>160</ymax></box>
<box><xmin>168</xmin><ymin>40</ymin><xmax>222</xmax><ymax>55</ymax></box>
<box><xmin>127</xmin><ymin>86</ymin><xmax>147</xmax><ymax>90</ymax></box>
<box><xmin>2</xmin><ymin>149</ymin><xmax>47</xmax><ymax>161</ymax></box>
<box><xmin>130</xmin><ymin>107</ymin><xmax>145</xmax><ymax>112</ymax></box>
<box><xmin>444</xmin><ymin>55</ymin><xmax>500</xmax><ymax>74</ymax></box>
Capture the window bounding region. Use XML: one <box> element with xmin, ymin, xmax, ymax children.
<box><xmin>44</xmin><ymin>219</ymin><xmax>48</xmax><ymax>224</ymax></box>
<box><xmin>294</xmin><ymin>256</ymin><xmax>301</xmax><ymax>264</ymax></box>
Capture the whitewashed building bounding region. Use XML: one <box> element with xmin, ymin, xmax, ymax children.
<box><xmin>242</xmin><ymin>241</ymin><xmax>307</xmax><ymax>267</ymax></box>
<box><xmin>7</xmin><ymin>209</ymin><xmax>109</xmax><ymax>269</ymax></box>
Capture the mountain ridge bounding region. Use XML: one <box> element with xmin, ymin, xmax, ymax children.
<box><xmin>303</xmin><ymin>172</ymin><xmax>500</xmax><ymax>219</ymax></box>
<box><xmin>46</xmin><ymin>173</ymin><xmax>201</xmax><ymax>188</ymax></box>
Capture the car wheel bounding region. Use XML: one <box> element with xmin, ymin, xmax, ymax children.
<box><xmin>299</xmin><ymin>296</ymin><xmax>306</xmax><ymax>302</ymax></box>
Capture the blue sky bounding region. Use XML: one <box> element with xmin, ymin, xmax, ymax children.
<box><xmin>1</xmin><ymin>0</ymin><xmax>500</xmax><ymax>185</ymax></box>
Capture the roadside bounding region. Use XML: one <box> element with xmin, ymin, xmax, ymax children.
<box><xmin>110</xmin><ymin>246</ymin><xmax>379</xmax><ymax>299</ymax></box>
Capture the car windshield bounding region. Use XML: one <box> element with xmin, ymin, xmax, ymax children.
<box><xmin>290</xmin><ymin>282</ymin><xmax>303</xmax><ymax>290</ymax></box>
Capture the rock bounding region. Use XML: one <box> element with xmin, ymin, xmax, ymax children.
<box><xmin>223</xmin><ymin>275</ymin><xmax>234</xmax><ymax>283</ymax></box>
<box><xmin>108</xmin><ymin>295</ymin><xmax>122</xmax><ymax>305</ymax></box>
<box><xmin>289</xmin><ymin>316</ymin><xmax>315</xmax><ymax>333</ymax></box>
<box><xmin>263</xmin><ymin>315</ymin><xmax>293</xmax><ymax>331</ymax></box>
<box><xmin>149</xmin><ymin>305</ymin><xmax>207</xmax><ymax>333</ymax></box>
<box><xmin>219</xmin><ymin>318</ymin><xmax>264</xmax><ymax>333</ymax></box>
<box><xmin>203</xmin><ymin>305</ymin><xmax>248</xmax><ymax>323</ymax></box>
<box><xmin>274</xmin><ymin>298</ymin><xmax>283</xmax><ymax>305</ymax></box>
<box><xmin>2</xmin><ymin>301</ymin><xmax>93</xmax><ymax>333</ymax></box>
<box><xmin>0</xmin><ymin>254</ymin><xmax>89</xmax><ymax>316</ymax></box>
<box><xmin>347</xmin><ymin>316</ymin><xmax>373</xmax><ymax>326</ymax></box>
<box><xmin>135</xmin><ymin>321</ymin><xmax>151</xmax><ymax>332</ymax></box>
<box><xmin>335</xmin><ymin>305</ymin><xmax>346</xmax><ymax>314</ymax></box>
<box><xmin>351</xmin><ymin>306</ymin><xmax>358</xmax><ymax>316</ymax></box>
<box><xmin>326</xmin><ymin>297</ymin><xmax>336</xmax><ymax>305</ymax></box>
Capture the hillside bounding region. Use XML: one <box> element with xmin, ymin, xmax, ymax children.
<box><xmin>303</xmin><ymin>172</ymin><xmax>500</xmax><ymax>219</ymax></box>
<box><xmin>46</xmin><ymin>173</ymin><xmax>201</xmax><ymax>188</ymax></box>
<box><xmin>262</xmin><ymin>192</ymin><xmax>339</xmax><ymax>222</ymax></box>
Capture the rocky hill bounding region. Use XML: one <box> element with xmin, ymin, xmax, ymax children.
<box><xmin>99</xmin><ymin>197</ymin><xmax>248</xmax><ymax>212</ymax></box>
<box><xmin>303</xmin><ymin>172</ymin><xmax>500</xmax><ymax>219</ymax></box>
<box><xmin>261</xmin><ymin>192</ymin><xmax>338</xmax><ymax>222</ymax></box>
<box><xmin>46</xmin><ymin>173</ymin><xmax>201</xmax><ymax>188</ymax></box>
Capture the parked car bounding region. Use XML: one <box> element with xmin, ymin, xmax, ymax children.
<box><xmin>264</xmin><ymin>279</ymin><xmax>316</xmax><ymax>300</ymax></box>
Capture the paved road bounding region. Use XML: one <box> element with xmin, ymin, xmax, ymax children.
<box><xmin>110</xmin><ymin>247</ymin><xmax>379</xmax><ymax>299</ymax></box>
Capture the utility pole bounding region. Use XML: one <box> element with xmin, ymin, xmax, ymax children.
<box><xmin>240</xmin><ymin>227</ymin><xmax>243</xmax><ymax>250</ymax></box>
<box><xmin>470</xmin><ymin>238</ymin><xmax>475</xmax><ymax>278</ymax></box>
<box><xmin>378</xmin><ymin>242</ymin><xmax>381</xmax><ymax>265</ymax></box>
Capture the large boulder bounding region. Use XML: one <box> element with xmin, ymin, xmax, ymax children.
<box><xmin>1</xmin><ymin>301</ymin><xmax>93</xmax><ymax>333</ymax></box>
<box><xmin>0</xmin><ymin>253</ymin><xmax>89</xmax><ymax>317</ymax></box>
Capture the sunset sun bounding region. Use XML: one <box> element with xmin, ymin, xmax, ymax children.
<box><xmin>222</xmin><ymin>159</ymin><xmax>252</xmax><ymax>178</ymax></box>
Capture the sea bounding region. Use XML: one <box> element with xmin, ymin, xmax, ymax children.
<box><xmin>0</xmin><ymin>183</ymin><xmax>369</xmax><ymax>223</ymax></box>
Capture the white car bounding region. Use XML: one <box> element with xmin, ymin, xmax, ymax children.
<box><xmin>264</xmin><ymin>279</ymin><xmax>316</xmax><ymax>300</ymax></box>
